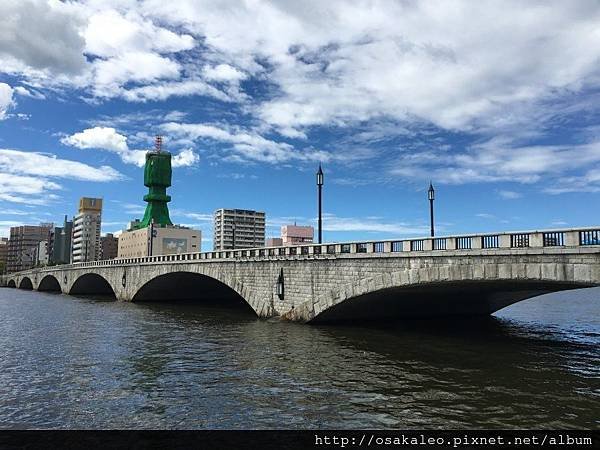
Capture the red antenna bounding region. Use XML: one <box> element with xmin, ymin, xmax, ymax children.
<box><xmin>154</xmin><ymin>135</ymin><xmax>163</xmax><ymax>152</ymax></box>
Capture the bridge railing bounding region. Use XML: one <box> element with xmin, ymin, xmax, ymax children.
<box><xmin>8</xmin><ymin>227</ymin><xmax>600</xmax><ymax>274</ymax></box>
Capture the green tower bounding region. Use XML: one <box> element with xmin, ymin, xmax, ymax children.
<box><xmin>136</xmin><ymin>136</ymin><xmax>173</xmax><ymax>229</ymax></box>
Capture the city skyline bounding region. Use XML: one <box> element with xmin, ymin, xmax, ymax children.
<box><xmin>2</xmin><ymin>2</ymin><xmax>600</xmax><ymax>251</ymax></box>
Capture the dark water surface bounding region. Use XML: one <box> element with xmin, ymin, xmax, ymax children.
<box><xmin>0</xmin><ymin>287</ymin><xmax>598</xmax><ymax>429</ymax></box>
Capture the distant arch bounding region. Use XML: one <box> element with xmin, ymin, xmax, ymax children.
<box><xmin>132</xmin><ymin>271</ymin><xmax>255</xmax><ymax>314</ymax></box>
<box><xmin>70</xmin><ymin>273</ymin><xmax>115</xmax><ymax>298</ymax></box>
<box><xmin>19</xmin><ymin>277</ymin><xmax>33</xmax><ymax>290</ymax></box>
<box><xmin>7</xmin><ymin>279</ymin><xmax>16</xmax><ymax>288</ymax></box>
<box><xmin>38</xmin><ymin>275</ymin><xmax>61</xmax><ymax>292</ymax></box>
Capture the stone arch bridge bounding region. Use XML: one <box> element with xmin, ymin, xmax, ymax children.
<box><xmin>2</xmin><ymin>227</ymin><xmax>600</xmax><ymax>323</ymax></box>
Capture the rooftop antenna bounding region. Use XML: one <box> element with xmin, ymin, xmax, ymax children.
<box><xmin>154</xmin><ymin>135</ymin><xmax>163</xmax><ymax>153</ymax></box>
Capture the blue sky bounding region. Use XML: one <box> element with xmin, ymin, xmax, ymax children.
<box><xmin>1</xmin><ymin>1</ymin><xmax>600</xmax><ymax>250</ymax></box>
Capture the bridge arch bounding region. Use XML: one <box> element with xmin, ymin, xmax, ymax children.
<box><xmin>7</xmin><ymin>279</ymin><xmax>16</xmax><ymax>288</ymax></box>
<box><xmin>70</xmin><ymin>273</ymin><xmax>116</xmax><ymax>298</ymax></box>
<box><xmin>309</xmin><ymin>273</ymin><xmax>597</xmax><ymax>323</ymax></box>
<box><xmin>38</xmin><ymin>275</ymin><xmax>62</xmax><ymax>292</ymax></box>
<box><xmin>19</xmin><ymin>277</ymin><xmax>33</xmax><ymax>290</ymax></box>
<box><xmin>131</xmin><ymin>271</ymin><xmax>256</xmax><ymax>314</ymax></box>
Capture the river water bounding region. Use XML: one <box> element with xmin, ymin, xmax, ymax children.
<box><xmin>0</xmin><ymin>287</ymin><xmax>598</xmax><ymax>429</ymax></box>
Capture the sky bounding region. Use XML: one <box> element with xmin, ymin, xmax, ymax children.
<box><xmin>1</xmin><ymin>0</ymin><xmax>600</xmax><ymax>250</ymax></box>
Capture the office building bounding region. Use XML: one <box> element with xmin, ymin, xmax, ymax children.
<box><xmin>118</xmin><ymin>225</ymin><xmax>200</xmax><ymax>258</ymax></box>
<box><xmin>72</xmin><ymin>197</ymin><xmax>102</xmax><ymax>263</ymax></box>
<box><xmin>213</xmin><ymin>209</ymin><xmax>265</xmax><ymax>250</ymax></box>
<box><xmin>265</xmin><ymin>237</ymin><xmax>283</xmax><ymax>247</ymax></box>
<box><xmin>100</xmin><ymin>233</ymin><xmax>119</xmax><ymax>260</ymax></box>
<box><xmin>0</xmin><ymin>237</ymin><xmax>8</xmax><ymax>274</ymax></box>
<box><xmin>50</xmin><ymin>215</ymin><xmax>73</xmax><ymax>265</ymax></box>
<box><xmin>281</xmin><ymin>224</ymin><xmax>314</xmax><ymax>244</ymax></box>
<box><xmin>6</xmin><ymin>224</ymin><xmax>53</xmax><ymax>273</ymax></box>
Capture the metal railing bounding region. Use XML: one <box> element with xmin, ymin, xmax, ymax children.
<box><xmin>5</xmin><ymin>227</ymin><xmax>600</xmax><ymax>275</ymax></box>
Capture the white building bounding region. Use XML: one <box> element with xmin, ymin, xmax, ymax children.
<box><xmin>35</xmin><ymin>240</ymin><xmax>49</xmax><ymax>266</ymax></box>
<box><xmin>118</xmin><ymin>225</ymin><xmax>201</xmax><ymax>258</ymax></box>
<box><xmin>72</xmin><ymin>197</ymin><xmax>102</xmax><ymax>263</ymax></box>
<box><xmin>213</xmin><ymin>208</ymin><xmax>265</xmax><ymax>250</ymax></box>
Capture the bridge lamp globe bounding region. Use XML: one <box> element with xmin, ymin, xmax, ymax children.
<box><xmin>428</xmin><ymin>183</ymin><xmax>435</xmax><ymax>201</ymax></box>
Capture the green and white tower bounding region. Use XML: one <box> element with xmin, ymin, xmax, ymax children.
<box><xmin>117</xmin><ymin>135</ymin><xmax>201</xmax><ymax>259</ymax></box>
<box><xmin>135</xmin><ymin>136</ymin><xmax>173</xmax><ymax>229</ymax></box>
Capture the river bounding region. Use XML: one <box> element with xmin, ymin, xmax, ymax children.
<box><xmin>0</xmin><ymin>287</ymin><xmax>598</xmax><ymax>429</ymax></box>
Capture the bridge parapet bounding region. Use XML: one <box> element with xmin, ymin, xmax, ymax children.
<box><xmin>6</xmin><ymin>226</ymin><xmax>600</xmax><ymax>274</ymax></box>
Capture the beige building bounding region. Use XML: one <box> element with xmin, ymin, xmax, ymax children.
<box><xmin>266</xmin><ymin>224</ymin><xmax>314</xmax><ymax>247</ymax></box>
<box><xmin>72</xmin><ymin>197</ymin><xmax>102</xmax><ymax>263</ymax></box>
<box><xmin>265</xmin><ymin>237</ymin><xmax>283</xmax><ymax>247</ymax></box>
<box><xmin>282</xmin><ymin>224</ymin><xmax>314</xmax><ymax>244</ymax></box>
<box><xmin>118</xmin><ymin>225</ymin><xmax>201</xmax><ymax>258</ymax></box>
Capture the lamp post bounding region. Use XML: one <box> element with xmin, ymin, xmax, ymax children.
<box><xmin>276</xmin><ymin>268</ymin><xmax>284</xmax><ymax>299</ymax></box>
<box><xmin>148</xmin><ymin>218</ymin><xmax>156</xmax><ymax>257</ymax></box>
<box><xmin>231</xmin><ymin>222</ymin><xmax>236</xmax><ymax>250</ymax></box>
<box><xmin>428</xmin><ymin>182</ymin><xmax>435</xmax><ymax>237</ymax></box>
<box><xmin>316</xmin><ymin>164</ymin><xmax>324</xmax><ymax>244</ymax></box>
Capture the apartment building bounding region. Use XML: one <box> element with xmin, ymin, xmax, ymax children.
<box><xmin>72</xmin><ymin>197</ymin><xmax>102</xmax><ymax>263</ymax></box>
<box><xmin>6</xmin><ymin>224</ymin><xmax>53</xmax><ymax>273</ymax></box>
<box><xmin>213</xmin><ymin>209</ymin><xmax>265</xmax><ymax>250</ymax></box>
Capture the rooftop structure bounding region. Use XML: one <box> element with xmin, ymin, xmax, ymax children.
<box><xmin>135</xmin><ymin>135</ymin><xmax>173</xmax><ymax>229</ymax></box>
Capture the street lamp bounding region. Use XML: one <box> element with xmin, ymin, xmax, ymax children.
<box><xmin>276</xmin><ymin>268</ymin><xmax>284</xmax><ymax>299</ymax></box>
<box><xmin>232</xmin><ymin>222</ymin><xmax>236</xmax><ymax>250</ymax></box>
<box><xmin>316</xmin><ymin>164</ymin><xmax>324</xmax><ymax>244</ymax></box>
<box><xmin>428</xmin><ymin>182</ymin><xmax>435</xmax><ymax>237</ymax></box>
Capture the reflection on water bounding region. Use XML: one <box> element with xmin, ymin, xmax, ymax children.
<box><xmin>0</xmin><ymin>287</ymin><xmax>597</xmax><ymax>429</ymax></box>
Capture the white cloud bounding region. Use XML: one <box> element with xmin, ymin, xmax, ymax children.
<box><xmin>265</xmin><ymin>214</ymin><xmax>429</xmax><ymax>237</ymax></box>
<box><xmin>0</xmin><ymin>148</ymin><xmax>122</xmax><ymax>204</ymax></box>
<box><xmin>0</xmin><ymin>149</ymin><xmax>122</xmax><ymax>182</ymax></box>
<box><xmin>92</xmin><ymin>51</ymin><xmax>181</xmax><ymax>96</ymax></box>
<box><xmin>62</xmin><ymin>126</ymin><xmax>199</xmax><ymax>168</ymax></box>
<box><xmin>4</xmin><ymin>0</ymin><xmax>599</xmax><ymax>145</ymax></box>
<box><xmin>84</xmin><ymin>9</ymin><xmax>194</xmax><ymax>58</ymax></box>
<box><xmin>172</xmin><ymin>210</ymin><xmax>213</xmax><ymax>222</ymax></box>
<box><xmin>120</xmin><ymin>79</ymin><xmax>230</xmax><ymax>103</ymax></box>
<box><xmin>138</xmin><ymin>0</ymin><xmax>600</xmax><ymax>136</ymax></box>
<box><xmin>162</xmin><ymin>121</ymin><xmax>334</xmax><ymax>164</ymax></box>
<box><xmin>202</xmin><ymin>64</ymin><xmax>246</xmax><ymax>83</ymax></box>
<box><xmin>544</xmin><ymin>168</ymin><xmax>600</xmax><ymax>194</ymax></box>
<box><xmin>0</xmin><ymin>83</ymin><xmax>15</xmax><ymax>120</ymax></box>
<box><xmin>13</xmin><ymin>85</ymin><xmax>46</xmax><ymax>100</ymax></box>
<box><xmin>390</xmin><ymin>139</ymin><xmax>600</xmax><ymax>188</ymax></box>
<box><xmin>321</xmin><ymin>213</ymin><xmax>429</xmax><ymax>236</ymax></box>
<box><xmin>62</xmin><ymin>126</ymin><xmax>128</xmax><ymax>152</ymax></box>
<box><xmin>498</xmin><ymin>190</ymin><xmax>522</xmax><ymax>199</ymax></box>
<box><xmin>172</xmin><ymin>148</ymin><xmax>199</xmax><ymax>167</ymax></box>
